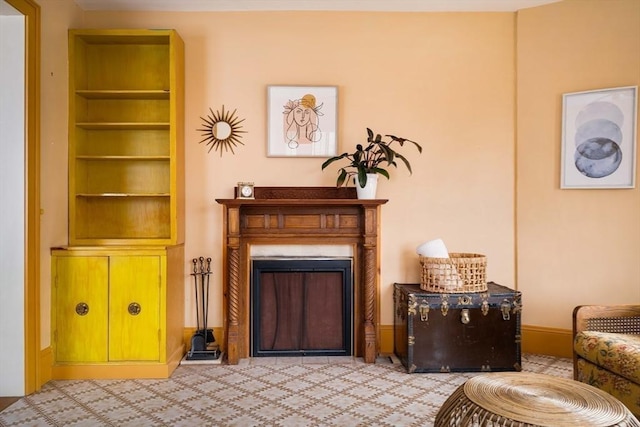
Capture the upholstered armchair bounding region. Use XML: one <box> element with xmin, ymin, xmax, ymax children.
<box><xmin>573</xmin><ymin>304</ymin><xmax>640</xmax><ymax>417</ymax></box>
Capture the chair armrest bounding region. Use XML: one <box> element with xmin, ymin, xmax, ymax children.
<box><xmin>573</xmin><ymin>305</ymin><xmax>640</xmax><ymax>335</ymax></box>
<box><xmin>572</xmin><ymin>304</ymin><xmax>640</xmax><ymax>380</ymax></box>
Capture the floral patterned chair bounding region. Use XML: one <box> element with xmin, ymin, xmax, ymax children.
<box><xmin>573</xmin><ymin>304</ymin><xmax>640</xmax><ymax>418</ymax></box>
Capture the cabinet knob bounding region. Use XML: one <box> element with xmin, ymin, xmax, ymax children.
<box><xmin>128</xmin><ymin>302</ymin><xmax>141</xmax><ymax>316</ymax></box>
<box><xmin>75</xmin><ymin>302</ymin><xmax>89</xmax><ymax>316</ymax></box>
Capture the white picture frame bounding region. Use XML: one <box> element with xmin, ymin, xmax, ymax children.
<box><xmin>561</xmin><ymin>86</ymin><xmax>637</xmax><ymax>189</ymax></box>
<box><xmin>267</xmin><ymin>85</ymin><xmax>338</xmax><ymax>157</ymax></box>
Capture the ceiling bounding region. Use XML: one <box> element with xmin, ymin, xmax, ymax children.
<box><xmin>73</xmin><ymin>0</ymin><xmax>562</xmax><ymax>12</ymax></box>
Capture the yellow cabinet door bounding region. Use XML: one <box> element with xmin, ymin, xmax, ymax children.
<box><xmin>108</xmin><ymin>256</ymin><xmax>161</xmax><ymax>361</ymax></box>
<box><xmin>55</xmin><ymin>256</ymin><xmax>109</xmax><ymax>362</ymax></box>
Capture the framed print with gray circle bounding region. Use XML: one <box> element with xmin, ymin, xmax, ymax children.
<box><xmin>267</xmin><ymin>85</ymin><xmax>338</xmax><ymax>158</ymax></box>
<box><xmin>561</xmin><ymin>86</ymin><xmax>637</xmax><ymax>189</ymax></box>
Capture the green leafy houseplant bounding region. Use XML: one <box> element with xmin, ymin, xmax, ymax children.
<box><xmin>322</xmin><ymin>128</ymin><xmax>423</xmax><ymax>187</ymax></box>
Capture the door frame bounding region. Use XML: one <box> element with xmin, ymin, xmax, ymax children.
<box><xmin>4</xmin><ymin>0</ymin><xmax>41</xmax><ymax>394</ymax></box>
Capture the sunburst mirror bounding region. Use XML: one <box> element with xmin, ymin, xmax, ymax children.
<box><xmin>198</xmin><ymin>106</ymin><xmax>246</xmax><ymax>155</ymax></box>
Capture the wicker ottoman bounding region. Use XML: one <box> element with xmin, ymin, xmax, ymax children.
<box><xmin>435</xmin><ymin>372</ymin><xmax>639</xmax><ymax>426</ymax></box>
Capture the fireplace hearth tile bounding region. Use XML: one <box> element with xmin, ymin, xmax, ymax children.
<box><xmin>276</xmin><ymin>357</ymin><xmax>303</xmax><ymax>365</ymax></box>
<box><xmin>301</xmin><ymin>356</ymin><xmax>329</xmax><ymax>364</ymax></box>
<box><xmin>239</xmin><ymin>356</ymin><xmax>361</xmax><ymax>365</ymax></box>
<box><xmin>250</xmin><ymin>357</ymin><xmax>277</xmax><ymax>365</ymax></box>
<box><xmin>327</xmin><ymin>356</ymin><xmax>357</xmax><ymax>364</ymax></box>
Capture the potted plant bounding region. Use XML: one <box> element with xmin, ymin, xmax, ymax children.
<box><xmin>321</xmin><ymin>128</ymin><xmax>422</xmax><ymax>198</ymax></box>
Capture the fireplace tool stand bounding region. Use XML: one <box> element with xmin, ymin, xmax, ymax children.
<box><xmin>186</xmin><ymin>257</ymin><xmax>220</xmax><ymax>361</ymax></box>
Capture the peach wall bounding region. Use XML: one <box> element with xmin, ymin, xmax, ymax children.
<box><xmin>517</xmin><ymin>0</ymin><xmax>640</xmax><ymax>329</ymax></box>
<box><xmin>36</xmin><ymin>0</ymin><xmax>637</xmax><ymax>351</ymax></box>
<box><xmin>35</xmin><ymin>6</ymin><xmax>515</xmax><ymax>346</ymax></box>
<box><xmin>38</xmin><ymin>1</ymin><xmax>82</xmax><ymax>348</ymax></box>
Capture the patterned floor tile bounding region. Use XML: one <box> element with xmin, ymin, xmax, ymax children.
<box><xmin>0</xmin><ymin>354</ymin><xmax>573</xmax><ymax>427</ymax></box>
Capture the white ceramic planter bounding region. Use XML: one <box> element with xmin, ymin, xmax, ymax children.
<box><xmin>355</xmin><ymin>173</ymin><xmax>379</xmax><ymax>199</ymax></box>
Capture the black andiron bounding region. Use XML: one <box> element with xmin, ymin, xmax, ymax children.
<box><xmin>187</xmin><ymin>256</ymin><xmax>220</xmax><ymax>361</ymax></box>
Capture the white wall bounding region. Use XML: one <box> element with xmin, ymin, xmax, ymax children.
<box><xmin>0</xmin><ymin>8</ymin><xmax>26</xmax><ymax>396</ymax></box>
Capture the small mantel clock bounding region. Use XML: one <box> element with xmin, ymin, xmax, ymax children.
<box><xmin>236</xmin><ymin>182</ymin><xmax>255</xmax><ymax>199</ymax></box>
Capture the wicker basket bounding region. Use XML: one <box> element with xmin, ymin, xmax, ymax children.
<box><xmin>419</xmin><ymin>253</ymin><xmax>487</xmax><ymax>293</ymax></box>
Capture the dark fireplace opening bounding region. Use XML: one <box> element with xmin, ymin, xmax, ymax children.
<box><xmin>251</xmin><ymin>258</ymin><xmax>353</xmax><ymax>357</ymax></box>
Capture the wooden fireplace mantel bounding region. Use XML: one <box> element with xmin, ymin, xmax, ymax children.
<box><xmin>216</xmin><ymin>187</ymin><xmax>387</xmax><ymax>364</ymax></box>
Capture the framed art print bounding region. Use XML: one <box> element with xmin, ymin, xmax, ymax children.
<box><xmin>561</xmin><ymin>86</ymin><xmax>637</xmax><ymax>189</ymax></box>
<box><xmin>267</xmin><ymin>85</ymin><xmax>338</xmax><ymax>157</ymax></box>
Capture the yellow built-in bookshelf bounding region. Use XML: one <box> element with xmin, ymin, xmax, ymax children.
<box><xmin>54</xmin><ymin>29</ymin><xmax>185</xmax><ymax>380</ymax></box>
<box><xmin>68</xmin><ymin>29</ymin><xmax>184</xmax><ymax>246</ymax></box>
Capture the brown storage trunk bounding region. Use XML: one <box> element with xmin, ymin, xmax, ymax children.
<box><xmin>394</xmin><ymin>282</ymin><xmax>522</xmax><ymax>373</ymax></box>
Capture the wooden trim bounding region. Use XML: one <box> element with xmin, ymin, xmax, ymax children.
<box><xmin>46</xmin><ymin>343</ymin><xmax>183</xmax><ymax>381</ymax></box>
<box><xmin>5</xmin><ymin>0</ymin><xmax>41</xmax><ymax>394</ymax></box>
<box><xmin>245</xmin><ymin>186</ymin><xmax>357</xmax><ymax>200</ymax></box>
<box><xmin>49</xmin><ymin>342</ymin><xmax>184</xmax><ymax>381</ymax></box>
<box><xmin>39</xmin><ymin>347</ymin><xmax>52</xmax><ymax>385</ymax></box>
<box><xmin>51</xmin><ymin>357</ymin><xmax>183</xmax><ymax>381</ymax></box>
<box><xmin>216</xmin><ymin>187</ymin><xmax>388</xmax><ymax>364</ymax></box>
<box><xmin>521</xmin><ymin>325</ymin><xmax>572</xmax><ymax>358</ymax></box>
<box><xmin>573</xmin><ymin>304</ymin><xmax>640</xmax><ymax>334</ymax></box>
<box><xmin>185</xmin><ymin>325</ymin><xmax>571</xmax><ymax>361</ymax></box>
<box><xmin>46</xmin><ymin>323</ymin><xmax>572</xmax><ymax>377</ymax></box>
<box><xmin>378</xmin><ymin>324</ymin><xmax>573</xmax><ymax>359</ymax></box>
<box><xmin>378</xmin><ymin>324</ymin><xmax>394</xmax><ymax>355</ymax></box>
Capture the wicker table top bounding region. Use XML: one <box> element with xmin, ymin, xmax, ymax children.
<box><xmin>436</xmin><ymin>372</ymin><xmax>639</xmax><ymax>427</ymax></box>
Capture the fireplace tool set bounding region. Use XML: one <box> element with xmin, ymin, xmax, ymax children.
<box><xmin>186</xmin><ymin>256</ymin><xmax>220</xmax><ymax>361</ymax></box>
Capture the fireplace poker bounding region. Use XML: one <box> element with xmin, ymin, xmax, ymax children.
<box><xmin>187</xmin><ymin>256</ymin><xmax>219</xmax><ymax>360</ymax></box>
<box><xmin>192</xmin><ymin>258</ymin><xmax>200</xmax><ymax>337</ymax></box>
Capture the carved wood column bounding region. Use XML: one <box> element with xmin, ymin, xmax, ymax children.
<box><xmin>362</xmin><ymin>205</ymin><xmax>379</xmax><ymax>363</ymax></box>
<box><xmin>225</xmin><ymin>207</ymin><xmax>241</xmax><ymax>365</ymax></box>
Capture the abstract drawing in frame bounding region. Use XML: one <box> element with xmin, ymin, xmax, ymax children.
<box><xmin>267</xmin><ymin>85</ymin><xmax>338</xmax><ymax>157</ymax></box>
<box><xmin>561</xmin><ymin>86</ymin><xmax>637</xmax><ymax>189</ymax></box>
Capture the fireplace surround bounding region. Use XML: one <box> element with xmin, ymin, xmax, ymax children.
<box><xmin>216</xmin><ymin>187</ymin><xmax>387</xmax><ymax>364</ymax></box>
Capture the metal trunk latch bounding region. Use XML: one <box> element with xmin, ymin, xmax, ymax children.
<box><xmin>500</xmin><ymin>300</ymin><xmax>511</xmax><ymax>320</ymax></box>
<box><xmin>419</xmin><ymin>303</ymin><xmax>430</xmax><ymax>322</ymax></box>
<box><xmin>460</xmin><ymin>308</ymin><xmax>470</xmax><ymax>324</ymax></box>
<box><xmin>481</xmin><ymin>294</ymin><xmax>490</xmax><ymax>316</ymax></box>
